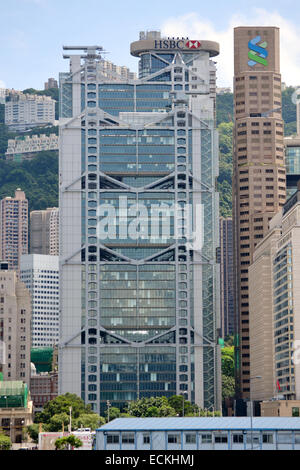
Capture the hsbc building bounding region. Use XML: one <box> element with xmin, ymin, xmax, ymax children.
<box><xmin>59</xmin><ymin>31</ymin><xmax>221</xmax><ymax>415</ymax></box>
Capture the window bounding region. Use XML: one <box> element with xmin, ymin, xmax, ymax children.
<box><xmin>233</xmin><ymin>434</ymin><xmax>244</xmax><ymax>444</ymax></box>
<box><xmin>200</xmin><ymin>433</ymin><xmax>212</xmax><ymax>444</ymax></box>
<box><xmin>143</xmin><ymin>434</ymin><xmax>150</xmax><ymax>444</ymax></box>
<box><xmin>122</xmin><ymin>433</ymin><xmax>135</xmax><ymax>444</ymax></box>
<box><xmin>277</xmin><ymin>432</ymin><xmax>292</xmax><ymax>444</ymax></box>
<box><xmin>185</xmin><ymin>433</ymin><xmax>196</xmax><ymax>444</ymax></box>
<box><xmin>292</xmin><ymin>407</ymin><xmax>300</xmax><ymax>417</ymax></box>
<box><xmin>263</xmin><ymin>433</ymin><xmax>273</xmax><ymax>444</ymax></box>
<box><xmin>168</xmin><ymin>434</ymin><xmax>181</xmax><ymax>444</ymax></box>
<box><xmin>215</xmin><ymin>434</ymin><xmax>228</xmax><ymax>443</ymax></box>
<box><xmin>107</xmin><ymin>434</ymin><xmax>119</xmax><ymax>444</ymax></box>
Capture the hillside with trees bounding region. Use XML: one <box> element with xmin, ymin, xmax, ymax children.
<box><xmin>0</xmin><ymin>87</ymin><xmax>298</xmax><ymax>215</ymax></box>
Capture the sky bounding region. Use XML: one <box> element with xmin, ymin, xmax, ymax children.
<box><xmin>1</xmin><ymin>0</ymin><xmax>300</xmax><ymax>90</ymax></box>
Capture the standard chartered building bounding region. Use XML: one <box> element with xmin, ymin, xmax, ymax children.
<box><xmin>59</xmin><ymin>31</ymin><xmax>221</xmax><ymax>414</ymax></box>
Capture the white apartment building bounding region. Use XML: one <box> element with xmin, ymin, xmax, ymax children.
<box><xmin>5</xmin><ymin>92</ymin><xmax>55</xmax><ymax>131</ymax></box>
<box><xmin>6</xmin><ymin>133</ymin><xmax>58</xmax><ymax>161</ymax></box>
<box><xmin>20</xmin><ymin>254</ymin><xmax>59</xmax><ymax>348</ymax></box>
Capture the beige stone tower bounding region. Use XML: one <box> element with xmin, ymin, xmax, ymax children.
<box><xmin>0</xmin><ymin>263</ymin><xmax>31</xmax><ymax>387</ymax></box>
<box><xmin>233</xmin><ymin>27</ymin><xmax>286</xmax><ymax>399</ymax></box>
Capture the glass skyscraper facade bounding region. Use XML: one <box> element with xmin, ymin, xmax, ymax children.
<box><xmin>59</xmin><ymin>33</ymin><xmax>221</xmax><ymax>414</ymax></box>
<box><xmin>284</xmin><ymin>137</ymin><xmax>300</xmax><ymax>199</ymax></box>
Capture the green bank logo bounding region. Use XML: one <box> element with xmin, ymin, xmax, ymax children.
<box><xmin>248</xmin><ymin>36</ymin><xmax>268</xmax><ymax>67</ymax></box>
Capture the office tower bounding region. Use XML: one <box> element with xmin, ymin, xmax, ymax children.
<box><xmin>5</xmin><ymin>92</ymin><xmax>55</xmax><ymax>131</ymax></box>
<box><xmin>20</xmin><ymin>254</ymin><xmax>59</xmax><ymax>348</ymax></box>
<box><xmin>30</xmin><ymin>207</ymin><xmax>59</xmax><ymax>256</ymax></box>
<box><xmin>0</xmin><ymin>189</ymin><xmax>28</xmax><ymax>271</ymax></box>
<box><xmin>233</xmin><ymin>27</ymin><xmax>286</xmax><ymax>399</ymax></box>
<box><xmin>44</xmin><ymin>78</ymin><xmax>58</xmax><ymax>90</ymax></box>
<box><xmin>59</xmin><ymin>33</ymin><xmax>221</xmax><ymax>414</ymax></box>
<box><xmin>220</xmin><ymin>217</ymin><xmax>234</xmax><ymax>338</ymax></box>
<box><xmin>0</xmin><ymin>262</ymin><xmax>31</xmax><ymax>387</ymax></box>
<box><xmin>250</xmin><ymin>185</ymin><xmax>300</xmax><ymax>401</ymax></box>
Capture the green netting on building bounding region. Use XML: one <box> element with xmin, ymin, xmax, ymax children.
<box><xmin>0</xmin><ymin>381</ymin><xmax>28</xmax><ymax>408</ymax></box>
<box><xmin>31</xmin><ymin>348</ymin><xmax>53</xmax><ymax>373</ymax></box>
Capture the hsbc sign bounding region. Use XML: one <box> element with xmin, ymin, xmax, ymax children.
<box><xmin>154</xmin><ymin>39</ymin><xmax>202</xmax><ymax>50</ymax></box>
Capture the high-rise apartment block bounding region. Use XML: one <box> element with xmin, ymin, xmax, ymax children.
<box><xmin>20</xmin><ymin>254</ymin><xmax>59</xmax><ymax>348</ymax></box>
<box><xmin>101</xmin><ymin>60</ymin><xmax>137</xmax><ymax>80</ymax></box>
<box><xmin>59</xmin><ymin>34</ymin><xmax>221</xmax><ymax>414</ymax></box>
<box><xmin>233</xmin><ymin>27</ymin><xmax>286</xmax><ymax>398</ymax></box>
<box><xmin>249</xmin><ymin>186</ymin><xmax>300</xmax><ymax>402</ymax></box>
<box><xmin>5</xmin><ymin>92</ymin><xmax>55</xmax><ymax>131</ymax></box>
<box><xmin>30</xmin><ymin>207</ymin><xmax>59</xmax><ymax>256</ymax></box>
<box><xmin>220</xmin><ymin>217</ymin><xmax>234</xmax><ymax>338</ymax></box>
<box><xmin>0</xmin><ymin>189</ymin><xmax>28</xmax><ymax>271</ymax></box>
<box><xmin>0</xmin><ymin>263</ymin><xmax>31</xmax><ymax>387</ymax></box>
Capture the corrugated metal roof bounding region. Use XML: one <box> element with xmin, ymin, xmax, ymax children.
<box><xmin>97</xmin><ymin>417</ymin><xmax>300</xmax><ymax>431</ymax></box>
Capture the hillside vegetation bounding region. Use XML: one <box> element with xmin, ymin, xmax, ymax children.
<box><xmin>0</xmin><ymin>87</ymin><xmax>297</xmax><ymax>215</ymax></box>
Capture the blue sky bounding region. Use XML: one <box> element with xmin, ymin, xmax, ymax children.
<box><xmin>1</xmin><ymin>0</ymin><xmax>300</xmax><ymax>90</ymax></box>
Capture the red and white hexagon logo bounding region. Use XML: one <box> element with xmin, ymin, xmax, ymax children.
<box><xmin>185</xmin><ymin>40</ymin><xmax>202</xmax><ymax>49</ymax></box>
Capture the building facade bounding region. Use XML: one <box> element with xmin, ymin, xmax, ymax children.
<box><xmin>220</xmin><ymin>217</ymin><xmax>234</xmax><ymax>338</ymax></box>
<box><xmin>233</xmin><ymin>27</ymin><xmax>286</xmax><ymax>399</ymax></box>
<box><xmin>6</xmin><ymin>133</ymin><xmax>58</xmax><ymax>162</ymax></box>
<box><xmin>59</xmin><ymin>33</ymin><xmax>221</xmax><ymax>414</ymax></box>
<box><xmin>284</xmin><ymin>136</ymin><xmax>300</xmax><ymax>199</ymax></box>
<box><xmin>0</xmin><ymin>264</ymin><xmax>31</xmax><ymax>387</ymax></box>
<box><xmin>96</xmin><ymin>417</ymin><xmax>300</xmax><ymax>451</ymax></box>
<box><xmin>30</xmin><ymin>372</ymin><xmax>58</xmax><ymax>413</ymax></box>
<box><xmin>44</xmin><ymin>78</ymin><xmax>58</xmax><ymax>90</ymax></box>
<box><xmin>30</xmin><ymin>207</ymin><xmax>59</xmax><ymax>256</ymax></box>
<box><xmin>0</xmin><ymin>189</ymin><xmax>28</xmax><ymax>271</ymax></box>
<box><xmin>5</xmin><ymin>92</ymin><xmax>55</xmax><ymax>131</ymax></box>
<box><xmin>0</xmin><ymin>381</ymin><xmax>33</xmax><ymax>444</ymax></box>
<box><xmin>20</xmin><ymin>254</ymin><xmax>59</xmax><ymax>348</ymax></box>
<box><xmin>248</xmin><ymin>213</ymin><xmax>282</xmax><ymax>401</ymax></box>
<box><xmin>249</xmin><ymin>187</ymin><xmax>300</xmax><ymax>402</ymax></box>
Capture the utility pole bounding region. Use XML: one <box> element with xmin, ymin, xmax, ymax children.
<box><xmin>69</xmin><ymin>406</ymin><xmax>72</xmax><ymax>433</ymax></box>
<box><xmin>107</xmin><ymin>400</ymin><xmax>111</xmax><ymax>422</ymax></box>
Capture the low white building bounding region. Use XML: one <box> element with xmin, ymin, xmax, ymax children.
<box><xmin>6</xmin><ymin>133</ymin><xmax>58</xmax><ymax>161</ymax></box>
<box><xmin>96</xmin><ymin>417</ymin><xmax>300</xmax><ymax>451</ymax></box>
<box><xmin>20</xmin><ymin>254</ymin><xmax>59</xmax><ymax>348</ymax></box>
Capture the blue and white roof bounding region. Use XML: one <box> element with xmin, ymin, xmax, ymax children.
<box><xmin>97</xmin><ymin>417</ymin><xmax>300</xmax><ymax>432</ymax></box>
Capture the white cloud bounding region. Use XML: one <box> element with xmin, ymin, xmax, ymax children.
<box><xmin>0</xmin><ymin>80</ymin><xmax>6</xmax><ymax>88</ymax></box>
<box><xmin>161</xmin><ymin>9</ymin><xmax>300</xmax><ymax>88</ymax></box>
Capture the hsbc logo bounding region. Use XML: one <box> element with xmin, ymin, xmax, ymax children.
<box><xmin>186</xmin><ymin>40</ymin><xmax>201</xmax><ymax>49</ymax></box>
<box><xmin>154</xmin><ymin>39</ymin><xmax>202</xmax><ymax>50</ymax></box>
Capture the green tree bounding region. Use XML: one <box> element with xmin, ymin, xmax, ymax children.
<box><xmin>0</xmin><ymin>433</ymin><xmax>12</xmax><ymax>450</ymax></box>
<box><xmin>35</xmin><ymin>393</ymin><xmax>92</xmax><ymax>425</ymax></box>
<box><xmin>26</xmin><ymin>423</ymin><xmax>46</xmax><ymax>443</ymax></box>
<box><xmin>168</xmin><ymin>395</ymin><xmax>194</xmax><ymax>416</ymax></box>
<box><xmin>126</xmin><ymin>396</ymin><xmax>176</xmax><ymax>417</ymax></box>
<box><xmin>105</xmin><ymin>406</ymin><xmax>121</xmax><ymax>422</ymax></box>
<box><xmin>55</xmin><ymin>435</ymin><xmax>83</xmax><ymax>451</ymax></box>
<box><xmin>74</xmin><ymin>413</ymin><xmax>105</xmax><ymax>430</ymax></box>
<box><xmin>48</xmin><ymin>412</ymin><xmax>69</xmax><ymax>432</ymax></box>
<box><xmin>222</xmin><ymin>375</ymin><xmax>235</xmax><ymax>401</ymax></box>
